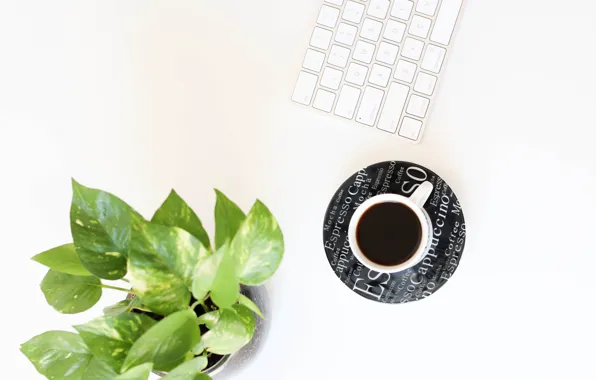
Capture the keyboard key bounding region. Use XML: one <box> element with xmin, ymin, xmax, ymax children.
<box><xmin>367</xmin><ymin>0</ymin><xmax>390</xmax><ymax>19</ymax></box>
<box><xmin>328</xmin><ymin>45</ymin><xmax>351</xmax><ymax>68</ymax></box>
<box><xmin>342</xmin><ymin>1</ymin><xmax>365</xmax><ymax>24</ymax></box>
<box><xmin>430</xmin><ymin>0</ymin><xmax>463</xmax><ymax>45</ymax></box>
<box><xmin>409</xmin><ymin>15</ymin><xmax>432</xmax><ymax>39</ymax></box>
<box><xmin>318</xmin><ymin>5</ymin><xmax>340</xmax><ymax>28</ymax></box>
<box><xmin>303</xmin><ymin>49</ymin><xmax>325</xmax><ymax>72</ymax></box>
<box><xmin>336</xmin><ymin>23</ymin><xmax>358</xmax><ymax>46</ymax></box>
<box><xmin>421</xmin><ymin>44</ymin><xmax>446</xmax><ymax>73</ymax></box>
<box><xmin>416</xmin><ymin>0</ymin><xmax>439</xmax><ymax>16</ymax></box>
<box><xmin>399</xmin><ymin>117</ymin><xmax>423</xmax><ymax>140</ymax></box>
<box><xmin>383</xmin><ymin>19</ymin><xmax>406</xmax><ymax>43</ymax></box>
<box><xmin>401</xmin><ymin>37</ymin><xmax>424</xmax><ymax>60</ymax></box>
<box><xmin>377</xmin><ymin>82</ymin><xmax>409</xmax><ymax>133</ymax></box>
<box><xmin>353</xmin><ymin>40</ymin><xmax>376</xmax><ymax>63</ymax></box>
<box><xmin>313</xmin><ymin>89</ymin><xmax>336</xmax><ymax>112</ymax></box>
<box><xmin>394</xmin><ymin>59</ymin><xmax>417</xmax><ymax>83</ymax></box>
<box><xmin>294</xmin><ymin>0</ymin><xmax>464</xmax><ymax>142</ymax></box>
<box><xmin>376</xmin><ymin>41</ymin><xmax>399</xmax><ymax>65</ymax></box>
<box><xmin>360</xmin><ymin>18</ymin><xmax>383</xmax><ymax>42</ymax></box>
<box><xmin>335</xmin><ymin>85</ymin><xmax>361</xmax><ymax>119</ymax></box>
<box><xmin>310</xmin><ymin>27</ymin><xmax>333</xmax><ymax>50</ymax></box>
<box><xmin>414</xmin><ymin>72</ymin><xmax>437</xmax><ymax>95</ymax></box>
<box><xmin>292</xmin><ymin>71</ymin><xmax>318</xmax><ymax>105</ymax></box>
<box><xmin>346</xmin><ymin>62</ymin><xmax>368</xmax><ymax>86</ymax></box>
<box><xmin>356</xmin><ymin>86</ymin><xmax>385</xmax><ymax>126</ymax></box>
<box><xmin>321</xmin><ymin>67</ymin><xmax>343</xmax><ymax>90</ymax></box>
<box><xmin>406</xmin><ymin>94</ymin><xmax>430</xmax><ymax>117</ymax></box>
<box><xmin>390</xmin><ymin>0</ymin><xmax>413</xmax><ymax>21</ymax></box>
<box><xmin>369</xmin><ymin>64</ymin><xmax>392</xmax><ymax>87</ymax></box>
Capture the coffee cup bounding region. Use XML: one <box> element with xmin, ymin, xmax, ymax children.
<box><xmin>348</xmin><ymin>181</ymin><xmax>434</xmax><ymax>273</ymax></box>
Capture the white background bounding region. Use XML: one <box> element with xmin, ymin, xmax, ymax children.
<box><xmin>1</xmin><ymin>1</ymin><xmax>595</xmax><ymax>379</ymax></box>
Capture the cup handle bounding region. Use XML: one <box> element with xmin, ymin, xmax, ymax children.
<box><xmin>409</xmin><ymin>181</ymin><xmax>433</xmax><ymax>208</ymax></box>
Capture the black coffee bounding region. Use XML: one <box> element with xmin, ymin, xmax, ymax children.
<box><xmin>356</xmin><ymin>202</ymin><xmax>422</xmax><ymax>267</ymax></box>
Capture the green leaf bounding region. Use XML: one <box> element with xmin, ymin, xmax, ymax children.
<box><xmin>202</xmin><ymin>305</ymin><xmax>256</xmax><ymax>355</ymax></box>
<box><xmin>20</xmin><ymin>330</ymin><xmax>119</xmax><ymax>380</ymax></box>
<box><xmin>103</xmin><ymin>297</ymin><xmax>140</xmax><ymax>317</ymax></box>
<box><xmin>122</xmin><ymin>309</ymin><xmax>201</xmax><ymax>372</ymax></box>
<box><xmin>70</xmin><ymin>179</ymin><xmax>139</xmax><ymax>280</ymax></box>
<box><xmin>214</xmin><ymin>190</ymin><xmax>245</xmax><ymax>250</ymax></box>
<box><xmin>128</xmin><ymin>222</ymin><xmax>209</xmax><ymax>315</ymax></box>
<box><xmin>191</xmin><ymin>242</ymin><xmax>239</xmax><ymax>308</ymax></box>
<box><xmin>74</xmin><ymin>313</ymin><xmax>157</xmax><ymax>371</ymax></box>
<box><xmin>32</xmin><ymin>243</ymin><xmax>92</xmax><ymax>276</ymax></box>
<box><xmin>191</xmin><ymin>339</ymin><xmax>207</xmax><ymax>355</ymax></box>
<box><xmin>196</xmin><ymin>310</ymin><xmax>220</xmax><ymax>329</ymax></box>
<box><xmin>83</xmin><ymin>357</ymin><xmax>119</xmax><ymax>380</ymax></box>
<box><xmin>41</xmin><ymin>270</ymin><xmax>102</xmax><ymax>314</ymax></box>
<box><xmin>103</xmin><ymin>300</ymin><xmax>132</xmax><ymax>316</ymax></box>
<box><xmin>237</xmin><ymin>293</ymin><xmax>264</xmax><ymax>318</ymax></box>
<box><xmin>152</xmin><ymin>190</ymin><xmax>211</xmax><ymax>251</ymax></box>
<box><xmin>21</xmin><ymin>331</ymin><xmax>92</xmax><ymax>379</ymax></box>
<box><xmin>210</xmin><ymin>244</ymin><xmax>239</xmax><ymax>309</ymax></box>
<box><xmin>103</xmin><ymin>298</ymin><xmax>153</xmax><ymax>317</ymax></box>
<box><xmin>115</xmin><ymin>363</ymin><xmax>153</xmax><ymax>380</ymax></box>
<box><xmin>231</xmin><ymin>200</ymin><xmax>284</xmax><ymax>285</ymax></box>
<box><xmin>162</xmin><ymin>356</ymin><xmax>208</xmax><ymax>380</ymax></box>
<box><xmin>191</xmin><ymin>248</ymin><xmax>223</xmax><ymax>302</ymax></box>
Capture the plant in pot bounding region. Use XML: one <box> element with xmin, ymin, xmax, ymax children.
<box><xmin>21</xmin><ymin>180</ymin><xmax>284</xmax><ymax>380</ymax></box>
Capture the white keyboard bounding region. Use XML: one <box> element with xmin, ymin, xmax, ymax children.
<box><xmin>292</xmin><ymin>0</ymin><xmax>464</xmax><ymax>143</ymax></box>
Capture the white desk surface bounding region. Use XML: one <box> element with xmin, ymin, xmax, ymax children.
<box><xmin>1</xmin><ymin>1</ymin><xmax>595</xmax><ymax>379</ymax></box>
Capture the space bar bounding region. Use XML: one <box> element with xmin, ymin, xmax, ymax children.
<box><xmin>430</xmin><ymin>0</ymin><xmax>463</xmax><ymax>45</ymax></box>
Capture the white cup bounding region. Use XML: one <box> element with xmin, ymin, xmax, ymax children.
<box><xmin>348</xmin><ymin>181</ymin><xmax>434</xmax><ymax>273</ymax></box>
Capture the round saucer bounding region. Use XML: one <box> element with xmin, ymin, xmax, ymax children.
<box><xmin>322</xmin><ymin>161</ymin><xmax>467</xmax><ymax>304</ymax></box>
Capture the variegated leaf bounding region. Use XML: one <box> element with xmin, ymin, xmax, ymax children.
<box><xmin>74</xmin><ymin>313</ymin><xmax>157</xmax><ymax>371</ymax></box>
<box><xmin>40</xmin><ymin>270</ymin><xmax>102</xmax><ymax>314</ymax></box>
<box><xmin>122</xmin><ymin>309</ymin><xmax>201</xmax><ymax>372</ymax></box>
<box><xmin>103</xmin><ymin>297</ymin><xmax>141</xmax><ymax>317</ymax></box>
<box><xmin>82</xmin><ymin>357</ymin><xmax>119</xmax><ymax>380</ymax></box>
<box><xmin>210</xmin><ymin>243</ymin><xmax>238</xmax><ymax>308</ymax></box>
<box><xmin>161</xmin><ymin>356</ymin><xmax>209</xmax><ymax>380</ymax></box>
<box><xmin>115</xmin><ymin>363</ymin><xmax>153</xmax><ymax>380</ymax></box>
<box><xmin>128</xmin><ymin>222</ymin><xmax>209</xmax><ymax>315</ymax></box>
<box><xmin>20</xmin><ymin>331</ymin><xmax>117</xmax><ymax>380</ymax></box>
<box><xmin>32</xmin><ymin>243</ymin><xmax>92</xmax><ymax>276</ymax></box>
<box><xmin>191</xmin><ymin>242</ymin><xmax>239</xmax><ymax>308</ymax></box>
<box><xmin>213</xmin><ymin>190</ymin><xmax>245</xmax><ymax>250</ymax></box>
<box><xmin>70</xmin><ymin>179</ymin><xmax>139</xmax><ymax>280</ymax></box>
<box><xmin>191</xmin><ymin>249</ymin><xmax>222</xmax><ymax>302</ymax></box>
<box><xmin>202</xmin><ymin>305</ymin><xmax>255</xmax><ymax>355</ymax></box>
<box><xmin>237</xmin><ymin>293</ymin><xmax>264</xmax><ymax>318</ymax></box>
<box><xmin>196</xmin><ymin>310</ymin><xmax>220</xmax><ymax>329</ymax></box>
<box><xmin>231</xmin><ymin>200</ymin><xmax>284</xmax><ymax>285</ymax></box>
<box><xmin>152</xmin><ymin>190</ymin><xmax>211</xmax><ymax>251</ymax></box>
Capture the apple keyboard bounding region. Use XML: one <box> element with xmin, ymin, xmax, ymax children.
<box><xmin>292</xmin><ymin>0</ymin><xmax>464</xmax><ymax>143</ymax></box>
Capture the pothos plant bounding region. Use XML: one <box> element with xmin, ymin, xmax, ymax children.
<box><xmin>21</xmin><ymin>180</ymin><xmax>284</xmax><ymax>380</ymax></box>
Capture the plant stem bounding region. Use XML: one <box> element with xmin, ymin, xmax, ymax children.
<box><xmin>120</xmin><ymin>278</ymin><xmax>130</xmax><ymax>283</ymax></box>
<box><xmin>101</xmin><ymin>284</ymin><xmax>133</xmax><ymax>294</ymax></box>
<box><xmin>190</xmin><ymin>300</ymin><xmax>202</xmax><ymax>311</ymax></box>
<box><xmin>201</xmin><ymin>301</ymin><xmax>209</xmax><ymax>313</ymax></box>
<box><xmin>195</xmin><ymin>293</ymin><xmax>210</xmax><ymax>313</ymax></box>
